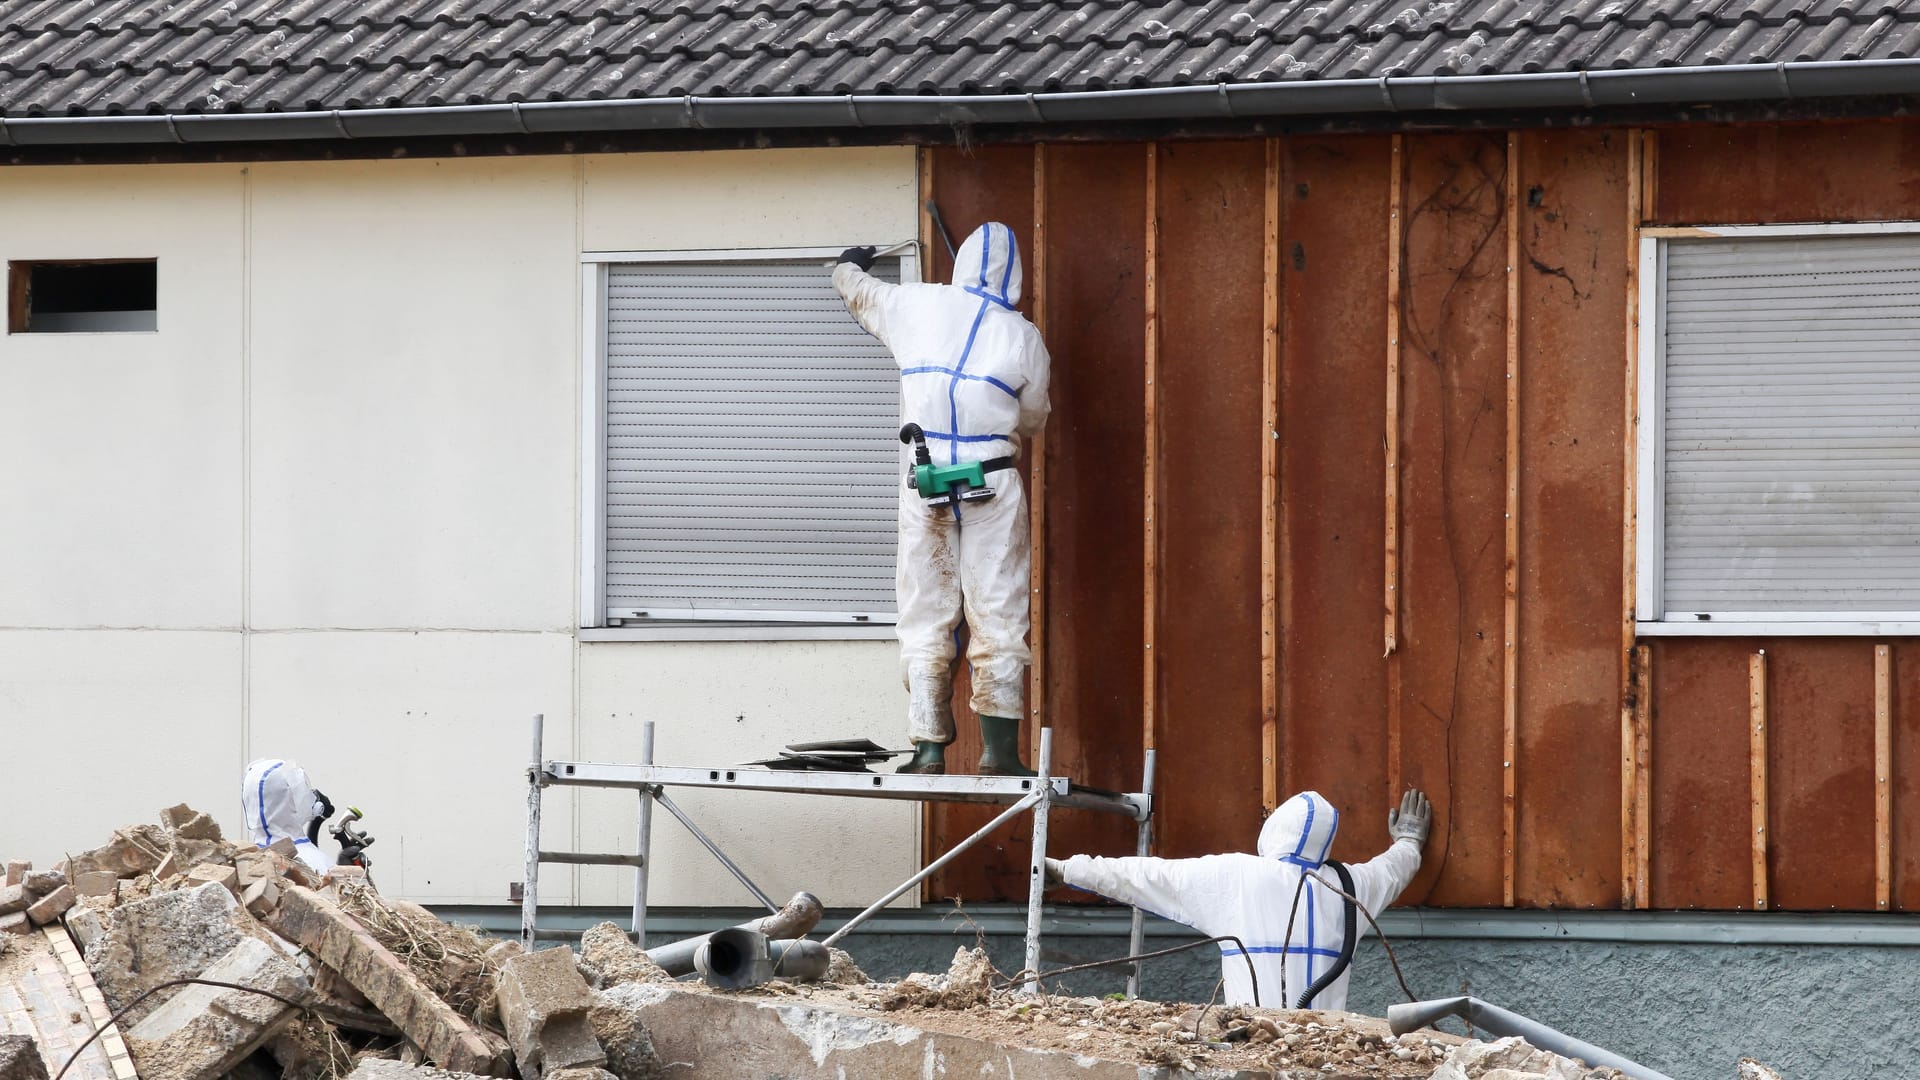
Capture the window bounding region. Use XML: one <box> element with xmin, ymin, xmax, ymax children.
<box><xmin>1637</xmin><ymin>223</ymin><xmax>1920</xmax><ymax>634</ymax></box>
<box><xmin>8</xmin><ymin>259</ymin><xmax>157</xmax><ymax>332</ymax></box>
<box><xmin>580</xmin><ymin>247</ymin><xmax>915</xmax><ymax>630</ymax></box>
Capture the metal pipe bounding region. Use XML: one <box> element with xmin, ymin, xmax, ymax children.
<box><xmin>632</xmin><ymin>721</ymin><xmax>654</xmax><ymax>942</ymax></box>
<box><xmin>651</xmin><ymin>789</ymin><xmax>779</xmax><ymax>913</ymax></box>
<box><xmin>13</xmin><ymin>59</ymin><xmax>1920</xmax><ymax>147</ymax></box>
<box><xmin>691</xmin><ymin>929</ymin><xmax>832</xmax><ymax>989</ymax></box>
<box><xmin>645</xmin><ymin>891</ymin><xmax>824</xmax><ymax>976</ymax></box>
<box><xmin>1125</xmin><ymin>746</ymin><xmax>1157</xmax><ymax>999</ymax></box>
<box><xmin>521</xmin><ymin>713</ymin><xmax>544</xmax><ymax>948</ymax></box>
<box><xmin>1388</xmin><ymin>997</ymin><xmax>1676</xmax><ymax>1080</ymax></box>
<box><xmin>821</xmin><ymin>789</ymin><xmax>1045</xmax><ymax>948</ymax></box>
<box><xmin>1021</xmin><ymin>727</ymin><xmax>1055</xmax><ymax>993</ymax></box>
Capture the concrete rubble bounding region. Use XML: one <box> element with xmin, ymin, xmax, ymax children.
<box><xmin>3</xmin><ymin>807</ymin><xmax>1780</xmax><ymax>1080</ymax></box>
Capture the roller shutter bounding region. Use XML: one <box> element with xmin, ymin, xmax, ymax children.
<box><xmin>604</xmin><ymin>258</ymin><xmax>902</xmax><ymax>621</ymax></box>
<box><xmin>1661</xmin><ymin>234</ymin><xmax>1920</xmax><ymax>615</ymax></box>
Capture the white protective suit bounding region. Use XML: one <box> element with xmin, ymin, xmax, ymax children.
<box><xmin>1057</xmin><ymin>791</ymin><xmax>1421</xmax><ymax>1010</ymax></box>
<box><xmin>833</xmin><ymin>223</ymin><xmax>1051</xmax><ymax>745</ymax></box>
<box><xmin>241</xmin><ymin>757</ymin><xmax>334</xmax><ymax>876</ymax></box>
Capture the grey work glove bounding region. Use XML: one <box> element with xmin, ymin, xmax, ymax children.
<box><xmin>837</xmin><ymin>245</ymin><xmax>878</xmax><ymax>272</ymax></box>
<box><xmin>1042</xmin><ymin>857</ymin><xmax>1066</xmax><ymax>888</ymax></box>
<box><xmin>1388</xmin><ymin>788</ymin><xmax>1432</xmax><ymax>847</ymax></box>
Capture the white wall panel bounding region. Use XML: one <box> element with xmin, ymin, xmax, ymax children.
<box><xmin>247</xmin><ymin>158</ymin><xmax>579</xmax><ymax>631</ymax></box>
<box><xmin>0</xmin><ymin>166</ymin><xmax>245</xmax><ymax>629</ymax></box>
<box><xmin>576</xmin><ymin>640</ymin><xmax>914</xmax><ymax>908</ymax></box>
<box><xmin>582</xmin><ymin>147</ymin><xmax>916</xmax><ymax>253</ymax></box>
<box><xmin>0</xmin><ymin>630</ymin><xmax>238</xmax><ymax>864</ymax></box>
<box><xmin>247</xmin><ymin>630</ymin><xmax>576</xmax><ymax>904</ymax></box>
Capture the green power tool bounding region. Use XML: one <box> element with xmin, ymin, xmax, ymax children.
<box><xmin>900</xmin><ymin>423</ymin><xmax>997</xmax><ymax>510</ymax></box>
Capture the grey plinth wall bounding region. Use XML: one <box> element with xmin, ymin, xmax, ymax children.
<box><xmin>442</xmin><ymin>903</ymin><xmax>1920</xmax><ymax>1080</ymax></box>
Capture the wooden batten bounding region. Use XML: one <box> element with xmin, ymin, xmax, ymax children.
<box><xmin>1502</xmin><ymin>131</ymin><xmax>1520</xmax><ymax>909</ymax></box>
<box><xmin>1877</xmin><ymin>644</ymin><xmax>1892</xmax><ymax>910</ymax></box>
<box><xmin>1261</xmin><ymin>137</ymin><xmax>1282</xmax><ymax>811</ymax></box>
<box><xmin>1634</xmin><ymin>643</ymin><xmax>1651</xmax><ymax>909</ymax></box>
<box><xmin>1384</xmin><ymin>134</ymin><xmax>1406</xmax><ymax>799</ymax></box>
<box><xmin>1142</xmin><ymin>143</ymin><xmax>1160</xmax><ymax>753</ymax></box>
<box><xmin>1750</xmin><ymin>650</ymin><xmax>1769</xmax><ymax>911</ymax></box>
<box><xmin>1620</xmin><ymin>129</ymin><xmax>1644</xmax><ymax>910</ymax></box>
<box><xmin>1029</xmin><ymin>145</ymin><xmax>1049</xmax><ymax>762</ymax></box>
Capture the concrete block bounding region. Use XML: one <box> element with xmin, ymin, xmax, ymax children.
<box><xmin>496</xmin><ymin>947</ymin><xmax>605</xmax><ymax>1080</ymax></box>
<box><xmin>0</xmin><ymin>1035</ymin><xmax>49</xmax><ymax>1080</ymax></box>
<box><xmin>590</xmin><ymin>985</ymin><xmax>667</xmax><ymax>1080</ymax></box>
<box><xmin>86</xmin><ymin>883</ymin><xmax>269</xmax><ymax>1029</ymax></box>
<box><xmin>342</xmin><ymin>1061</ymin><xmax>494</xmax><ymax>1080</ymax></box>
<box><xmin>269</xmin><ymin>886</ymin><xmax>507</xmax><ymax>1076</ymax></box>
<box><xmin>577</xmin><ymin>922</ymin><xmax>668</xmax><ymax>990</ymax></box>
<box><xmin>25</xmin><ymin>885</ymin><xmax>75</xmax><ymax>926</ymax></box>
<box><xmin>0</xmin><ymin>912</ymin><xmax>28</xmax><ymax>937</ymax></box>
<box><xmin>160</xmin><ymin>804</ymin><xmax>225</xmax><ymax>842</ymax></box>
<box><xmin>21</xmin><ymin>871</ymin><xmax>63</xmax><ymax>898</ymax></box>
<box><xmin>0</xmin><ymin>885</ymin><xmax>27</xmax><ymax>916</ymax></box>
<box><xmin>66</xmin><ymin>906</ymin><xmax>110</xmax><ymax>952</ymax></box>
<box><xmin>75</xmin><ymin>871</ymin><xmax>119</xmax><ymax>897</ymax></box>
<box><xmin>185</xmin><ymin>864</ymin><xmax>239</xmax><ymax>897</ymax></box>
<box><xmin>3</xmin><ymin>862</ymin><xmax>26</xmax><ymax>887</ymax></box>
<box><xmin>123</xmin><ymin>936</ymin><xmax>309</xmax><ymax>1080</ymax></box>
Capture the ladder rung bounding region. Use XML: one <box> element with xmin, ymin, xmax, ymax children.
<box><xmin>537</xmin><ymin>850</ymin><xmax>646</xmax><ymax>867</ymax></box>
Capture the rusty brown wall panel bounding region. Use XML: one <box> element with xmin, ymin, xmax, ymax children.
<box><xmin>1512</xmin><ymin>129</ymin><xmax>1630</xmax><ymax>908</ymax></box>
<box><xmin>1763</xmin><ymin>641</ymin><xmax>1877</xmax><ymax>910</ymax></box>
<box><xmin>1393</xmin><ymin>134</ymin><xmax>1510</xmax><ymax>907</ymax></box>
<box><xmin>1038</xmin><ymin>143</ymin><xmax>1152</xmax><ymax>884</ymax></box>
<box><xmin>1647</xmin><ymin>639</ymin><xmax>1753</xmax><ymax>909</ymax></box>
<box><xmin>1277</xmin><ymin>136</ymin><xmax>1395</xmax><ymax>866</ymax></box>
<box><xmin>924</xmin><ymin>145</ymin><xmax>1037</xmax><ymax>901</ymax></box>
<box><xmin>1893</xmin><ymin>644</ymin><xmax>1920</xmax><ymax>910</ymax></box>
<box><xmin>1152</xmin><ymin>140</ymin><xmax>1268</xmax><ymax>859</ymax></box>
<box><xmin>1654</xmin><ymin>119</ymin><xmax>1920</xmax><ymax>225</ymax></box>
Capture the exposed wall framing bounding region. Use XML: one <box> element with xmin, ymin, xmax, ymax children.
<box><xmin>1751</xmin><ymin>650</ymin><xmax>1770</xmax><ymax>911</ymax></box>
<box><xmin>1502</xmin><ymin>130</ymin><xmax>1521</xmax><ymax>910</ymax></box>
<box><xmin>1261</xmin><ymin>137</ymin><xmax>1282</xmax><ymax>812</ymax></box>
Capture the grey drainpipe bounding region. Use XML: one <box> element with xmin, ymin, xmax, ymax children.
<box><xmin>3</xmin><ymin>58</ymin><xmax>1920</xmax><ymax>147</ymax></box>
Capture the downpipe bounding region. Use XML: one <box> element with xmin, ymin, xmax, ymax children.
<box><xmin>1389</xmin><ymin>996</ymin><xmax>1676</xmax><ymax>1080</ymax></box>
<box><xmin>644</xmin><ymin>890</ymin><xmax>823</xmax><ymax>976</ymax></box>
<box><xmin>692</xmin><ymin>927</ymin><xmax>832</xmax><ymax>989</ymax></box>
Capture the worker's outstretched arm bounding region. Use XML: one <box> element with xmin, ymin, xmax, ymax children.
<box><xmin>832</xmin><ymin>250</ymin><xmax>898</xmax><ymax>346</ymax></box>
<box><xmin>1051</xmin><ymin>853</ymin><xmax>1255</xmax><ymax>937</ymax></box>
<box><xmin>1347</xmin><ymin>789</ymin><xmax>1430</xmax><ymax>918</ymax></box>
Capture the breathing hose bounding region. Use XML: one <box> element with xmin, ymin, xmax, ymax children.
<box><xmin>1294</xmin><ymin>860</ymin><xmax>1358</xmax><ymax>1010</ymax></box>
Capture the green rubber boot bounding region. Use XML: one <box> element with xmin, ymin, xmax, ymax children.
<box><xmin>897</xmin><ymin>741</ymin><xmax>947</xmax><ymax>775</ymax></box>
<box><xmin>976</xmin><ymin>715</ymin><xmax>1035</xmax><ymax>777</ymax></box>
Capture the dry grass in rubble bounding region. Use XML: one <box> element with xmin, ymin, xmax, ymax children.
<box><xmin>334</xmin><ymin>881</ymin><xmax>503</xmax><ymax>1026</ymax></box>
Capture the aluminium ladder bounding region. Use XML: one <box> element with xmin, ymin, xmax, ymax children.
<box><xmin>520</xmin><ymin>714</ymin><xmax>1157</xmax><ymax>994</ymax></box>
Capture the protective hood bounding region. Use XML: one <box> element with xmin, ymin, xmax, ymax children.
<box><xmin>951</xmin><ymin>221</ymin><xmax>1023</xmax><ymax>309</ymax></box>
<box><xmin>1257</xmin><ymin>790</ymin><xmax>1340</xmax><ymax>868</ymax></box>
<box><xmin>241</xmin><ymin>757</ymin><xmax>333</xmax><ymax>874</ymax></box>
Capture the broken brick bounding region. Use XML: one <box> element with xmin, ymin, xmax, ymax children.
<box><xmin>0</xmin><ymin>912</ymin><xmax>28</xmax><ymax>937</ymax></box>
<box><xmin>25</xmin><ymin>885</ymin><xmax>74</xmax><ymax>926</ymax></box>
<box><xmin>3</xmin><ymin>862</ymin><xmax>25</xmax><ymax>887</ymax></box>
<box><xmin>159</xmin><ymin>804</ymin><xmax>224</xmax><ymax>842</ymax></box>
<box><xmin>496</xmin><ymin>947</ymin><xmax>606</xmax><ymax>1080</ymax></box>
<box><xmin>185</xmin><ymin>864</ymin><xmax>239</xmax><ymax>897</ymax></box>
<box><xmin>75</xmin><ymin>871</ymin><xmax>118</xmax><ymax>898</ymax></box>
<box><xmin>269</xmin><ymin>887</ymin><xmax>507</xmax><ymax>1076</ymax></box>
<box><xmin>21</xmin><ymin>871</ymin><xmax>61</xmax><ymax>898</ymax></box>
<box><xmin>242</xmin><ymin>878</ymin><xmax>280</xmax><ymax>918</ymax></box>
<box><xmin>0</xmin><ymin>885</ymin><xmax>26</xmax><ymax>917</ymax></box>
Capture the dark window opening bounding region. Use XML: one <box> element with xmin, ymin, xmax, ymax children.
<box><xmin>8</xmin><ymin>260</ymin><xmax>157</xmax><ymax>333</ymax></box>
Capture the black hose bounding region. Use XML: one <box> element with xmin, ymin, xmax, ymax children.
<box><xmin>1295</xmin><ymin>860</ymin><xmax>1357</xmax><ymax>1009</ymax></box>
<box><xmin>56</xmin><ymin>978</ymin><xmax>313</xmax><ymax>1080</ymax></box>
<box><xmin>997</xmin><ymin>933</ymin><xmax>1259</xmax><ymax>1008</ymax></box>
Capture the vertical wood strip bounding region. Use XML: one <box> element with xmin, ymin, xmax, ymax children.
<box><xmin>1261</xmin><ymin>137</ymin><xmax>1282</xmax><ymax>811</ymax></box>
<box><xmin>917</xmin><ymin>147</ymin><xmax>936</xmax><ymax>878</ymax></box>
<box><xmin>1620</xmin><ymin>129</ymin><xmax>1644</xmax><ymax>909</ymax></box>
<box><xmin>1750</xmin><ymin>650</ymin><xmax>1769</xmax><ymax>911</ymax></box>
<box><xmin>1385</xmin><ymin>134</ymin><xmax>1406</xmax><ymax>800</ymax></box>
<box><xmin>1029</xmin><ymin>145</ymin><xmax>1048</xmax><ymax>763</ymax></box>
<box><xmin>1639</xmin><ymin>130</ymin><xmax>1659</xmax><ymax>225</ymax></box>
<box><xmin>1502</xmin><ymin>131</ymin><xmax>1520</xmax><ymax>909</ymax></box>
<box><xmin>1877</xmin><ymin>643</ymin><xmax>1893</xmax><ymax>910</ymax></box>
<box><xmin>1142</xmin><ymin>143</ymin><xmax>1160</xmax><ymax>753</ymax></box>
<box><xmin>1634</xmin><ymin>643</ymin><xmax>1651</xmax><ymax>908</ymax></box>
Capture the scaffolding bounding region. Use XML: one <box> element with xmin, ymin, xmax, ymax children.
<box><xmin>520</xmin><ymin>714</ymin><xmax>1158</xmax><ymax>993</ymax></box>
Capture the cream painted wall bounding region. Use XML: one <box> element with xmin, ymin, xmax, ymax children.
<box><xmin>0</xmin><ymin>147</ymin><xmax>919</xmax><ymax>912</ymax></box>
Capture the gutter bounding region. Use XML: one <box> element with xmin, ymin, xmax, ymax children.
<box><xmin>3</xmin><ymin>57</ymin><xmax>1920</xmax><ymax>147</ymax></box>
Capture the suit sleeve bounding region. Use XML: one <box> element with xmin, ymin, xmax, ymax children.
<box><xmin>832</xmin><ymin>262</ymin><xmax>899</xmax><ymax>347</ymax></box>
<box><xmin>1344</xmin><ymin>838</ymin><xmax>1423</xmax><ymax>923</ymax></box>
<box><xmin>1058</xmin><ymin>853</ymin><xmax>1250</xmax><ymax>937</ymax></box>
<box><xmin>1017</xmin><ymin>329</ymin><xmax>1052</xmax><ymax>437</ymax></box>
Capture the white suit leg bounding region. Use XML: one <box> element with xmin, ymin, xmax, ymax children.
<box><xmin>956</xmin><ymin>471</ymin><xmax>1032</xmax><ymax>718</ymax></box>
<box><xmin>896</xmin><ymin>495</ymin><xmax>963</xmax><ymax>745</ymax></box>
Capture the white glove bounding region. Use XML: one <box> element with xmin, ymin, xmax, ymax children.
<box><xmin>1042</xmin><ymin>857</ymin><xmax>1066</xmax><ymax>888</ymax></box>
<box><xmin>1388</xmin><ymin>789</ymin><xmax>1432</xmax><ymax>847</ymax></box>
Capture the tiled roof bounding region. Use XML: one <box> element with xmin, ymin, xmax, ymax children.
<box><xmin>4</xmin><ymin>0</ymin><xmax>1920</xmax><ymax>118</ymax></box>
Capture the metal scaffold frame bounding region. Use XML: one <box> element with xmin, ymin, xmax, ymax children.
<box><xmin>520</xmin><ymin>714</ymin><xmax>1158</xmax><ymax>994</ymax></box>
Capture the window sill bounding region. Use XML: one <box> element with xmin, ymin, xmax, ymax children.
<box><xmin>580</xmin><ymin>624</ymin><xmax>897</xmax><ymax>643</ymax></box>
<box><xmin>1637</xmin><ymin>620</ymin><xmax>1920</xmax><ymax>637</ymax></box>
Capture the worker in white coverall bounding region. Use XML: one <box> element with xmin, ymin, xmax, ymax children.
<box><xmin>1045</xmin><ymin>789</ymin><xmax>1432</xmax><ymax>1010</ymax></box>
<box><xmin>833</xmin><ymin>224</ymin><xmax>1051</xmax><ymax>777</ymax></box>
<box><xmin>241</xmin><ymin>758</ymin><xmax>336</xmax><ymax>876</ymax></box>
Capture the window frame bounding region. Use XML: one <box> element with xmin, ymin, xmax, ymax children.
<box><xmin>1635</xmin><ymin>220</ymin><xmax>1920</xmax><ymax>637</ymax></box>
<box><xmin>578</xmin><ymin>245</ymin><xmax>919</xmax><ymax>639</ymax></box>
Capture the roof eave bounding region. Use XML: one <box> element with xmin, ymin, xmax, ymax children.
<box><xmin>5</xmin><ymin>59</ymin><xmax>1919</xmax><ymax>147</ymax></box>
